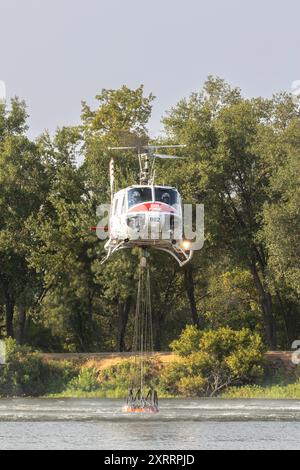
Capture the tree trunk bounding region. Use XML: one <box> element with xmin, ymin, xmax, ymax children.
<box><xmin>184</xmin><ymin>265</ymin><xmax>204</xmax><ymax>328</ymax></box>
<box><xmin>5</xmin><ymin>297</ymin><xmax>14</xmax><ymax>338</ymax></box>
<box><xmin>250</xmin><ymin>261</ymin><xmax>277</xmax><ymax>349</ymax></box>
<box><xmin>275</xmin><ymin>292</ymin><xmax>299</xmax><ymax>348</ymax></box>
<box><xmin>117</xmin><ymin>296</ymin><xmax>132</xmax><ymax>352</ymax></box>
<box><xmin>17</xmin><ymin>306</ymin><xmax>26</xmax><ymax>345</ymax></box>
<box><xmin>284</xmin><ymin>303</ymin><xmax>299</xmax><ymax>346</ymax></box>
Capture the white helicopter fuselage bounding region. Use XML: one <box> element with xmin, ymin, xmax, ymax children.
<box><xmin>100</xmin><ymin>146</ymin><xmax>193</xmax><ymax>266</ymax></box>
<box><xmin>108</xmin><ymin>185</ymin><xmax>183</xmax><ymax>248</ymax></box>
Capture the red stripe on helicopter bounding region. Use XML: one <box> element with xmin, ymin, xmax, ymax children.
<box><xmin>128</xmin><ymin>202</ymin><xmax>176</xmax><ymax>213</ymax></box>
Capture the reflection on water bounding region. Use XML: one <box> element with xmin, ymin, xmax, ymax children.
<box><xmin>0</xmin><ymin>398</ymin><xmax>299</xmax><ymax>449</ymax></box>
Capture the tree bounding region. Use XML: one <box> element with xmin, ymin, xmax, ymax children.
<box><xmin>0</xmin><ymin>98</ymin><xmax>47</xmax><ymax>340</ymax></box>
<box><xmin>82</xmin><ymin>85</ymin><xmax>155</xmax><ymax>197</ymax></box>
<box><xmin>1</xmin><ymin>79</ymin><xmax>299</xmax><ymax>354</ymax></box>
<box><xmin>204</xmin><ymin>267</ymin><xmax>263</xmax><ymax>332</ymax></box>
<box><xmin>81</xmin><ymin>85</ymin><xmax>154</xmax><ymax>140</ymax></box>
<box><xmin>162</xmin><ymin>76</ymin><xmax>300</xmax><ymax>349</ymax></box>
<box><xmin>261</xmin><ymin>133</ymin><xmax>300</xmax><ymax>343</ymax></box>
<box><xmin>26</xmin><ymin>86</ymin><xmax>157</xmax><ymax>351</ymax></box>
<box><xmin>162</xmin><ymin>325</ymin><xmax>265</xmax><ymax>397</ymax></box>
<box><xmin>81</xmin><ymin>86</ymin><xmax>156</xmax><ymax>350</ymax></box>
<box><xmin>26</xmin><ymin>127</ymin><xmax>104</xmax><ymax>351</ymax></box>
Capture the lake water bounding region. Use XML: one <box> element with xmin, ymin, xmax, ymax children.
<box><xmin>0</xmin><ymin>398</ymin><xmax>299</xmax><ymax>450</ymax></box>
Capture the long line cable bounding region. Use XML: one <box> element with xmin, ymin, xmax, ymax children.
<box><xmin>131</xmin><ymin>251</ymin><xmax>154</xmax><ymax>396</ymax></box>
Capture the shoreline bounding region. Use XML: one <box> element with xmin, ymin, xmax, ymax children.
<box><xmin>43</xmin><ymin>381</ymin><xmax>300</xmax><ymax>400</ymax></box>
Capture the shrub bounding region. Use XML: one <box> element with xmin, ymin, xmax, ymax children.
<box><xmin>97</xmin><ymin>358</ymin><xmax>161</xmax><ymax>392</ymax></box>
<box><xmin>0</xmin><ymin>339</ymin><xmax>76</xmax><ymax>397</ymax></box>
<box><xmin>68</xmin><ymin>367</ymin><xmax>99</xmax><ymax>392</ymax></box>
<box><xmin>170</xmin><ymin>325</ymin><xmax>202</xmax><ymax>356</ymax></box>
<box><xmin>43</xmin><ymin>360</ymin><xmax>77</xmax><ymax>394</ymax></box>
<box><xmin>162</xmin><ymin>326</ymin><xmax>265</xmax><ymax>397</ymax></box>
<box><xmin>177</xmin><ymin>375</ymin><xmax>206</xmax><ymax>397</ymax></box>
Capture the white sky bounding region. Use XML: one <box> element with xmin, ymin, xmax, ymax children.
<box><xmin>1</xmin><ymin>0</ymin><xmax>300</xmax><ymax>139</ymax></box>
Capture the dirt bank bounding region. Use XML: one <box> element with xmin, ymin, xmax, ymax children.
<box><xmin>41</xmin><ymin>351</ymin><xmax>296</xmax><ymax>371</ymax></box>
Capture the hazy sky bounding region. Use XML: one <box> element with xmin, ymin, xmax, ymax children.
<box><xmin>1</xmin><ymin>0</ymin><xmax>300</xmax><ymax>139</ymax></box>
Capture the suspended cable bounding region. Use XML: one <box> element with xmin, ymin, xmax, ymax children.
<box><xmin>123</xmin><ymin>249</ymin><xmax>159</xmax><ymax>413</ymax></box>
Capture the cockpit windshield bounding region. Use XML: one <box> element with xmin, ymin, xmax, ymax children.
<box><xmin>128</xmin><ymin>187</ymin><xmax>152</xmax><ymax>208</ymax></box>
<box><xmin>154</xmin><ymin>188</ymin><xmax>178</xmax><ymax>206</ymax></box>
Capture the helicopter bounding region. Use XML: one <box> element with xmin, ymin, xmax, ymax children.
<box><xmin>99</xmin><ymin>144</ymin><xmax>193</xmax><ymax>266</ymax></box>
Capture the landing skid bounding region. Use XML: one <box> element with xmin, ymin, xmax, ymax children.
<box><xmin>101</xmin><ymin>238</ymin><xmax>193</xmax><ymax>266</ymax></box>
<box><xmin>155</xmin><ymin>246</ymin><xmax>193</xmax><ymax>267</ymax></box>
<box><xmin>100</xmin><ymin>240</ymin><xmax>125</xmax><ymax>264</ymax></box>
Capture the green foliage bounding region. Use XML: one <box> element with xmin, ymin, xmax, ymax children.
<box><xmin>67</xmin><ymin>367</ymin><xmax>99</xmax><ymax>393</ymax></box>
<box><xmin>162</xmin><ymin>326</ymin><xmax>265</xmax><ymax>397</ymax></box>
<box><xmin>223</xmin><ymin>380</ymin><xmax>300</xmax><ymax>399</ymax></box>
<box><xmin>81</xmin><ymin>85</ymin><xmax>154</xmax><ymax>139</ymax></box>
<box><xmin>170</xmin><ymin>325</ymin><xmax>202</xmax><ymax>356</ymax></box>
<box><xmin>204</xmin><ymin>269</ymin><xmax>263</xmax><ymax>332</ymax></box>
<box><xmin>58</xmin><ymin>358</ymin><xmax>163</xmax><ymax>398</ymax></box>
<box><xmin>0</xmin><ymin>79</ymin><xmax>300</xmax><ymax>357</ymax></box>
<box><xmin>0</xmin><ymin>339</ymin><xmax>76</xmax><ymax>397</ymax></box>
<box><xmin>262</xmin><ymin>150</ymin><xmax>300</xmax><ymax>299</ymax></box>
<box><xmin>0</xmin><ymin>337</ymin><xmax>296</xmax><ymax>399</ymax></box>
<box><xmin>0</xmin><ymin>98</ymin><xmax>48</xmax><ymax>339</ymax></box>
<box><xmin>163</xmin><ymin>77</ymin><xmax>300</xmax><ymax>348</ymax></box>
<box><xmin>98</xmin><ymin>358</ymin><xmax>161</xmax><ymax>391</ymax></box>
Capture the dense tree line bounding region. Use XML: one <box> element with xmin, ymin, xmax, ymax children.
<box><xmin>0</xmin><ymin>78</ymin><xmax>299</xmax><ymax>352</ymax></box>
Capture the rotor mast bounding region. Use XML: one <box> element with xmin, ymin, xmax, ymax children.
<box><xmin>139</xmin><ymin>150</ymin><xmax>153</xmax><ymax>185</ymax></box>
<box><xmin>108</xmin><ymin>144</ymin><xmax>186</xmax><ymax>187</ymax></box>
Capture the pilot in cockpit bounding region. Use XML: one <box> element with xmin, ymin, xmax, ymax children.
<box><xmin>131</xmin><ymin>190</ymin><xmax>142</xmax><ymax>206</ymax></box>
<box><xmin>161</xmin><ymin>192</ymin><xmax>171</xmax><ymax>205</ymax></box>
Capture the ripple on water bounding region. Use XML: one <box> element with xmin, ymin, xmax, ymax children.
<box><xmin>0</xmin><ymin>399</ymin><xmax>300</xmax><ymax>449</ymax></box>
<box><xmin>0</xmin><ymin>398</ymin><xmax>300</xmax><ymax>423</ymax></box>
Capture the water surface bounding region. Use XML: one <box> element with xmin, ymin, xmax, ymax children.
<box><xmin>0</xmin><ymin>398</ymin><xmax>299</xmax><ymax>450</ymax></box>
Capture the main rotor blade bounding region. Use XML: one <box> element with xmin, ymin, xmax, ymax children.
<box><xmin>144</xmin><ymin>145</ymin><xmax>186</xmax><ymax>150</ymax></box>
<box><xmin>108</xmin><ymin>146</ymin><xmax>137</xmax><ymax>150</ymax></box>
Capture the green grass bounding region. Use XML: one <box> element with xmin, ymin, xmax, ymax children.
<box><xmin>222</xmin><ymin>380</ymin><xmax>300</xmax><ymax>399</ymax></box>
<box><xmin>49</xmin><ymin>382</ymin><xmax>300</xmax><ymax>400</ymax></box>
<box><xmin>47</xmin><ymin>386</ymin><xmax>175</xmax><ymax>399</ymax></box>
<box><xmin>47</xmin><ymin>388</ymin><xmax>129</xmax><ymax>399</ymax></box>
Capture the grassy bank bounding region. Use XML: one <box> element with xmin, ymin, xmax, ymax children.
<box><xmin>47</xmin><ymin>389</ymin><xmax>176</xmax><ymax>399</ymax></box>
<box><xmin>48</xmin><ymin>381</ymin><xmax>300</xmax><ymax>400</ymax></box>
<box><xmin>1</xmin><ymin>335</ymin><xmax>299</xmax><ymax>400</ymax></box>
<box><xmin>49</xmin><ymin>382</ymin><xmax>300</xmax><ymax>400</ymax></box>
<box><xmin>222</xmin><ymin>381</ymin><xmax>300</xmax><ymax>399</ymax></box>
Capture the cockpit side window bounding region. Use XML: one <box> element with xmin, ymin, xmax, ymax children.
<box><xmin>121</xmin><ymin>194</ymin><xmax>126</xmax><ymax>213</ymax></box>
<box><xmin>113</xmin><ymin>197</ymin><xmax>119</xmax><ymax>215</ymax></box>
<box><xmin>128</xmin><ymin>187</ymin><xmax>152</xmax><ymax>208</ymax></box>
<box><xmin>154</xmin><ymin>188</ymin><xmax>178</xmax><ymax>206</ymax></box>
